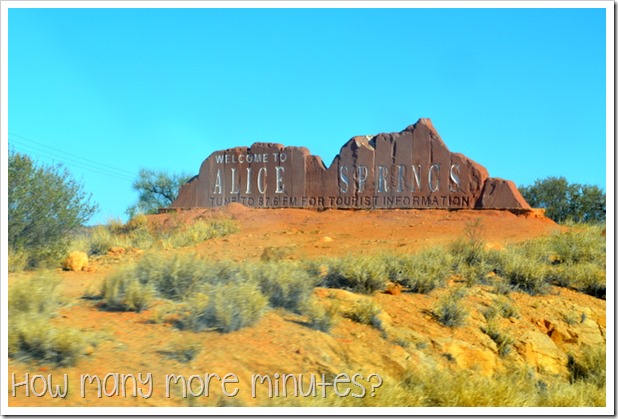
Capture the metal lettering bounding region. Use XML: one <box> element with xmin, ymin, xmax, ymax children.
<box><xmin>257</xmin><ymin>167</ymin><xmax>267</xmax><ymax>194</ymax></box>
<box><xmin>245</xmin><ymin>167</ymin><xmax>252</xmax><ymax>194</ymax></box>
<box><xmin>339</xmin><ymin>165</ymin><xmax>349</xmax><ymax>193</ymax></box>
<box><xmin>429</xmin><ymin>164</ymin><xmax>440</xmax><ymax>193</ymax></box>
<box><xmin>411</xmin><ymin>165</ymin><xmax>422</xmax><ymax>192</ymax></box>
<box><xmin>213</xmin><ymin>169</ymin><xmax>223</xmax><ymax>194</ymax></box>
<box><xmin>377</xmin><ymin>165</ymin><xmax>388</xmax><ymax>193</ymax></box>
<box><xmin>275</xmin><ymin>166</ymin><xmax>285</xmax><ymax>194</ymax></box>
<box><xmin>230</xmin><ymin>168</ymin><xmax>239</xmax><ymax>194</ymax></box>
<box><xmin>396</xmin><ymin>165</ymin><xmax>406</xmax><ymax>193</ymax></box>
<box><xmin>357</xmin><ymin>165</ymin><xmax>368</xmax><ymax>193</ymax></box>
<box><xmin>449</xmin><ymin>164</ymin><xmax>460</xmax><ymax>192</ymax></box>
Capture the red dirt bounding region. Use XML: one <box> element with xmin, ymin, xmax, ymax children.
<box><xmin>8</xmin><ymin>206</ymin><xmax>605</xmax><ymax>409</ymax></box>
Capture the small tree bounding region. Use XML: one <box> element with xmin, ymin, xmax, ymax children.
<box><xmin>127</xmin><ymin>169</ymin><xmax>191</xmax><ymax>217</ymax></box>
<box><xmin>9</xmin><ymin>152</ymin><xmax>98</xmax><ymax>268</ymax></box>
<box><xmin>519</xmin><ymin>177</ymin><xmax>605</xmax><ymax>224</ymax></box>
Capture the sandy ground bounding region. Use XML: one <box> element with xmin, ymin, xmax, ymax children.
<box><xmin>7</xmin><ymin>206</ymin><xmax>605</xmax><ymax>409</ymax></box>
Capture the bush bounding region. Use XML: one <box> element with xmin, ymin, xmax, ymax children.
<box><xmin>8</xmin><ymin>248</ymin><xmax>29</xmax><ymax>273</ymax></box>
<box><xmin>519</xmin><ymin>176</ymin><xmax>605</xmax><ymax>224</ymax></box>
<box><xmin>87</xmin><ymin>225</ymin><xmax>119</xmax><ymax>256</ymax></box>
<box><xmin>125</xmin><ymin>256</ymin><xmax>318</xmax><ymax>333</ymax></box>
<box><xmin>177</xmin><ymin>282</ymin><xmax>268</xmax><ymax>333</ymax></box>
<box><xmin>127</xmin><ymin>168</ymin><xmax>192</xmax><ymax>217</ymax></box>
<box><xmin>495</xmin><ymin>223</ymin><xmax>606</xmax><ymax>298</ymax></box>
<box><xmin>483</xmin><ymin>296</ymin><xmax>519</xmax><ymax>320</ymax></box>
<box><xmin>252</xmin><ymin>261</ymin><xmax>316</xmax><ymax>313</ymax></box>
<box><xmin>395</xmin><ymin>248</ymin><xmax>454</xmax><ymax>293</ymax></box>
<box><xmin>481</xmin><ymin>321</ymin><xmax>514</xmax><ymax>357</ymax></box>
<box><xmin>550</xmin><ymin>262</ymin><xmax>606</xmax><ymax>298</ymax></box>
<box><xmin>9</xmin><ymin>273</ymin><xmax>86</xmax><ymax>366</ymax></box>
<box><xmin>87</xmin><ymin>216</ymin><xmax>238</xmax><ymax>255</ymax></box>
<box><xmin>100</xmin><ymin>267</ymin><xmax>155</xmax><ymax>312</ymax></box>
<box><xmin>9</xmin><ymin>317</ymin><xmax>86</xmax><ymax>367</ymax></box>
<box><xmin>302</xmin><ymin>299</ymin><xmax>338</xmax><ymax>333</ymax></box>
<box><xmin>449</xmin><ymin>219</ymin><xmax>505</xmax><ymax>287</ymax></box>
<box><xmin>567</xmin><ymin>346</ymin><xmax>606</xmax><ymax>388</ymax></box>
<box><xmin>346</xmin><ymin>299</ymin><xmax>382</xmax><ymax>328</ymax></box>
<box><xmin>161</xmin><ymin>219</ymin><xmax>239</xmax><ymax>249</ymax></box>
<box><xmin>496</xmin><ymin>251</ymin><xmax>552</xmax><ymax>296</ymax></box>
<box><xmin>321</xmin><ymin>256</ymin><xmax>388</xmax><ymax>294</ymax></box>
<box><xmin>432</xmin><ymin>288</ymin><xmax>468</xmax><ymax>327</ymax></box>
<box><xmin>451</xmin><ymin>218</ymin><xmax>486</xmax><ymax>265</ymax></box>
<box><xmin>134</xmin><ymin>253</ymin><xmax>213</xmax><ymax>301</ymax></box>
<box><xmin>397</xmin><ymin>364</ymin><xmax>605</xmax><ymax>407</ymax></box>
<box><xmin>547</xmin><ymin>225</ymin><xmax>606</xmax><ymax>265</ymax></box>
<box><xmin>9</xmin><ymin>273</ymin><xmax>62</xmax><ymax>316</ymax></box>
<box><xmin>9</xmin><ymin>152</ymin><xmax>98</xmax><ymax>269</ymax></box>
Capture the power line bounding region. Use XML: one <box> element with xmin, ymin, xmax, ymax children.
<box><xmin>10</xmin><ymin>138</ymin><xmax>135</xmax><ymax>181</ymax></box>
<box><xmin>9</xmin><ymin>132</ymin><xmax>136</xmax><ymax>177</ymax></box>
<box><xmin>9</xmin><ymin>142</ymin><xmax>135</xmax><ymax>182</ymax></box>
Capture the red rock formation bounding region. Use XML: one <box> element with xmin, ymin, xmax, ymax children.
<box><xmin>171</xmin><ymin>119</ymin><xmax>531</xmax><ymax>210</ymax></box>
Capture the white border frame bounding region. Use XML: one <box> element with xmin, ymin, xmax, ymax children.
<box><xmin>1</xmin><ymin>1</ymin><xmax>614</xmax><ymax>416</ymax></box>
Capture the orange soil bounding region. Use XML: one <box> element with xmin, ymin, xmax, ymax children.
<box><xmin>7</xmin><ymin>206</ymin><xmax>605</xmax><ymax>409</ymax></box>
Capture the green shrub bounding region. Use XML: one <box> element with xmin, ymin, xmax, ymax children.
<box><xmin>432</xmin><ymin>288</ymin><xmax>468</xmax><ymax>327</ymax></box>
<box><xmin>162</xmin><ymin>219</ymin><xmax>239</xmax><ymax>248</ymax></box>
<box><xmin>9</xmin><ymin>273</ymin><xmax>62</xmax><ymax>316</ymax></box>
<box><xmin>450</xmin><ymin>218</ymin><xmax>486</xmax><ymax>265</ymax></box>
<box><xmin>177</xmin><ymin>282</ymin><xmax>268</xmax><ymax>333</ymax></box>
<box><xmin>550</xmin><ymin>262</ymin><xmax>606</xmax><ymax>298</ymax></box>
<box><xmin>100</xmin><ymin>267</ymin><xmax>155</xmax><ymax>312</ymax></box>
<box><xmin>9</xmin><ymin>316</ymin><xmax>86</xmax><ymax>367</ymax></box>
<box><xmin>398</xmin><ymin>364</ymin><xmax>605</xmax><ymax>407</ymax></box>
<box><xmin>8</xmin><ymin>247</ymin><xmax>29</xmax><ymax>273</ymax></box>
<box><xmin>346</xmin><ymin>299</ymin><xmax>382</xmax><ymax>327</ymax></box>
<box><xmin>129</xmin><ymin>256</ymin><xmax>316</xmax><ymax>331</ymax></box>
<box><xmin>448</xmin><ymin>219</ymin><xmax>504</xmax><ymax>288</ymax></box>
<box><xmin>491</xmin><ymin>276</ymin><xmax>514</xmax><ymax>295</ymax></box>
<box><xmin>481</xmin><ymin>321</ymin><xmax>515</xmax><ymax>357</ymax></box>
<box><xmin>484</xmin><ymin>223</ymin><xmax>606</xmax><ymax>298</ymax></box>
<box><xmin>321</xmin><ymin>256</ymin><xmax>388</xmax><ymax>294</ymax></box>
<box><xmin>9</xmin><ymin>152</ymin><xmax>97</xmax><ymax>269</ymax></box>
<box><xmin>127</xmin><ymin>168</ymin><xmax>192</xmax><ymax>216</ymax></box>
<box><xmin>547</xmin><ymin>225</ymin><xmax>605</xmax><ymax>265</ymax></box>
<box><xmin>252</xmin><ymin>261</ymin><xmax>316</xmax><ymax>313</ymax></box>
<box><xmin>395</xmin><ymin>248</ymin><xmax>453</xmax><ymax>293</ymax></box>
<box><xmin>134</xmin><ymin>253</ymin><xmax>212</xmax><ymax>300</ymax></box>
<box><xmin>9</xmin><ymin>273</ymin><xmax>86</xmax><ymax>366</ymax></box>
<box><xmin>567</xmin><ymin>346</ymin><xmax>606</xmax><ymax>388</ymax></box>
<box><xmin>483</xmin><ymin>296</ymin><xmax>519</xmax><ymax>320</ymax></box>
<box><xmin>519</xmin><ymin>176</ymin><xmax>605</xmax><ymax>224</ymax></box>
<box><xmin>88</xmin><ymin>225</ymin><xmax>120</xmax><ymax>255</ymax></box>
<box><xmin>86</xmin><ymin>216</ymin><xmax>238</xmax><ymax>255</ymax></box>
<box><xmin>497</xmin><ymin>251</ymin><xmax>552</xmax><ymax>296</ymax></box>
<box><xmin>302</xmin><ymin>299</ymin><xmax>338</xmax><ymax>333</ymax></box>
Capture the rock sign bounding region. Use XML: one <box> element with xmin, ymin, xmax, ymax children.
<box><xmin>171</xmin><ymin>118</ymin><xmax>530</xmax><ymax>210</ymax></box>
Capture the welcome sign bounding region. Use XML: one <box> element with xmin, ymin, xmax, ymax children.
<box><xmin>172</xmin><ymin>119</ymin><xmax>530</xmax><ymax>210</ymax></box>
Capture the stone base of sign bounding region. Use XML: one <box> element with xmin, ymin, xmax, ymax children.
<box><xmin>172</xmin><ymin>119</ymin><xmax>531</xmax><ymax>210</ymax></box>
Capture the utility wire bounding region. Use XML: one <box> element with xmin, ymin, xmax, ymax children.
<box><xmin>10</xmin><ymin>142</ymin><xmax>135</xmax><ymax>182</ymax></box>
<box><xmin>10</xmin><ymin>138</ymin><xmax>135</xmax><ymax>180</ymax></box>
<box><xmin>9</xmin><ymin>132</ymin><xmax>136</xmax><ymax>177</ymax></box>
<box><xmin>10</xmin><ymin>141</ymin><xmax>135</xmax><ymax>182</ymax></box>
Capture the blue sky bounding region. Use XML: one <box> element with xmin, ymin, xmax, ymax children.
<box><xmin>7</xmin><ymin>5</ymin><xmax>608</xmax><ymax>225</ymax></box>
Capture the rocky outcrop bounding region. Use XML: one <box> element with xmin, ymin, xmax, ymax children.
<box><xmin>172</xmin><ymin>119</ymin><xmax>531</xmax><ymax>210</ymax></box>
